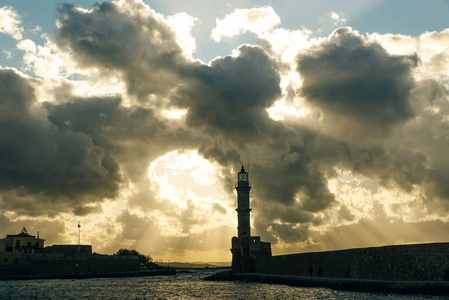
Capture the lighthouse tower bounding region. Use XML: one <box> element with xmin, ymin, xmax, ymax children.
<box><xmin>231</xmin><ymin>165</ymin><xmax>271</xmax><ymax>273</ymax></box>
<box><xmin>236</xmin><ymin>166</ymin><xmax>251</xmax><ymax>242</ymax></box>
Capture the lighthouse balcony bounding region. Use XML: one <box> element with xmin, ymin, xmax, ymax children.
<box><xmin>235</xmin><ymin>182</ymin><xmax>250</xmax><ymax>188</ymax></box>
<box><xmin>235</xmin><ymin>207</ymin><xmax>252</xmax><ymax>212</ymax></box>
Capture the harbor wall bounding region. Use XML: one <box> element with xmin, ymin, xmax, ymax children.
<box><xmin>0</xmin><ymin>254</ymin><xmax>140</xmax><ymax>276</ymax></box>
<box><xmin>253</xmin><ymin>243</ymin><xmax>449</xmax><ymax>281</ymax></box>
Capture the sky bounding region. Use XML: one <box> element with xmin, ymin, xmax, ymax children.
<box><xmin>1</xmin><ymin>0</ymin><xmax>449</xmax><ymax>263</ymax></box>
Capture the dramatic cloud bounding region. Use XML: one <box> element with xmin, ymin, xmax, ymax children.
<box><xmin>297</xmin><ymin>27</ymin><xmax>417</xmax><ymax>138</ymax></box>
<box><xmin>0</xmin><ymin>69</ymin><xmax>120</xmax><ymax>216</ymax></box>
<box><xmin>44</xmin><ymin>96</ymin><xmax>200</xmax><ymax>209</ymax></box>
<box><xmin>175</xmin><ymin>45</ymin><xmax>281</xmax><ymax>136</ymax></box>
<box><xmin>55</xmin><ymin>1</ymin><xmax>190</xmax><ymax>99</ymax></box>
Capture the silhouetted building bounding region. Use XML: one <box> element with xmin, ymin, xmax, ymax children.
<box><xmin>231</xmin><ymin>166</ymin><xmax>271</xmax><ymax>272</ymax></box>
<box><xmin>0</xmin><ymin>229</ymin><xmax>140</xmax><ymax>276</ymax></box>
<box><xmin>42</xmin><ymin>245</ymin><xmax>92</xmax><ymax>257</ymax></box>
<box><xmin>0</xmin><ymin>227</ymin><xmax>45</xmax><ymax>266</ymax></box>
<box><xmin>0</xmin><ymin>227</ymin><xmax>45</xmax><ymax>253</ymax></box>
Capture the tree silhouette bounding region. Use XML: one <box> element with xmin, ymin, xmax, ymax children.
<box><xmin>116</xmin><ymin>248</ymin><xmax>153</xmax><ymax>265</ymax></box>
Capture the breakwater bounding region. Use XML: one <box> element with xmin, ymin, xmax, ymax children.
<box><xmin>253</xmin><ymin>242</ymin><xmax>449</xmax><ymax>281</ymax></box>
<box><xmin>205</xmin><ymin>271</ymin><xmax>449</xmax><ymax>295</ymax></box>
<box><xmin>234</xmin><ymin>273</ymin><xmax>449</xmax><ymax>295</ymax></box>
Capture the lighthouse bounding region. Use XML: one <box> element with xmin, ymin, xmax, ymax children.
<box><xmin>231</xmin><ymin>165</ymin><xmax>271</xmax><ymax>273</ymax></box>
<box><xmin>236</xmin><ymin>166</ymin><xmax>251</xmax><ymax>242</ymax></box>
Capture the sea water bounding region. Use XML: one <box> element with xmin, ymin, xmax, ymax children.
<box><xmin>0</xmin><ymin>272</ymin><xmax>444</xmax><ymax>299</ymax></box>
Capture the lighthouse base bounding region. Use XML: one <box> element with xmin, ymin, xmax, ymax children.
<box><xmin>231</xmin><ymin>236</ymin><xmax>271</xmax><ymax>273</ymax></box>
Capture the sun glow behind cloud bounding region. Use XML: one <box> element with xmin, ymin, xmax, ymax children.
<box><xmin>267</xmin><ymin>99</ymin><xmax>311</xmax><ymax>121</ymax></box>
<box><xmin>166</xmin><ymin>12</ymin><xmax>197</xmax><ymax>59</ymax></box>
<box><xmin>148</xmin><ymin>150</ymin><xmax>233</xmax><ymax>234</ymax></box>
<box><xmin>162</xmin><ymin>108</ymin><xmax>187</xmax><ymax>119</ymax></box>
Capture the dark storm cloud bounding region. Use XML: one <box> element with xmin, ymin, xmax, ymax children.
<box><xmin>0</xmin><ymin>69</ymin><xmax>120</xmax><ymax>215</ymax></box>
<box><xmin>169</xmin><ymin>43</ymin><xmax>337</xmax><ymax>231</ymax></box>
<box><xmin>55</xmin><ymin>1</ymin><xmax>189</xmax><ymax>99</ymax></box>
<box><xmin>318</xmin><ymin>77</ymin><xmax>449</xmax><ymax>210</ymax></box>
<box><xmin>401</xmin><ymin>79</ymin><xmax>449</xmax><ymax>206</ymax></box>
<box><xmin>170</xmin><ymin>42</ymin><xmax>334</xmax><ymax>216</ymax></box>
<box><xmin>251</xmin><ymin>152</ymin><xmax>334</xmax><ymax>211</ymax></box>
<box><xmin>336</xmin><ymin>143</ymin><xmax>427</xmax><ymax>193</ymax></box>
<box><xmin>45</xmin><ymin>97</ymin><xmax>164</xmax><ymax>151</ymax></box>
<box><xmin>45</xmin><ymin>95</ymin><xmax>202</xmax><ymax>217</ymax></box>
<box><xmin>0</xmin><ymin>67</ymin><xmax>186</xmax><ymax>217</ymax></box>
<box><xmin>174</xmin><ymin>45</ymin><xmax>281</xmax><ymax>136</ymax></box>
<box><xmin>1</xmin><ymin>0</ymin><xmax>200</xmax><ymax>220</ymax></box>
<box><xmin>297</xmin><ymin>27</ymin><xmax>417</xmax><ymax>136</ymax></box>
<box><xmin>269</xmin><ymin>223</ymin><xmax>310</xmax><ymax>243</ymax></box>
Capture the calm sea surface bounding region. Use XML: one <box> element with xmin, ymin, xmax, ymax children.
<box><xmin>0</xmin><ymin>272</ymin><xmax>445</xmax><ymax>299</ymax></box>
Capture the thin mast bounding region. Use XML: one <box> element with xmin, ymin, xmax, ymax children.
<box><xmin>78</xmin><ymin>221</ymin><xmax>81</xmax><ymax>252</ymax></box>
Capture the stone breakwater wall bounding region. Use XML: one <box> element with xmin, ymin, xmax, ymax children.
<box><xmin>253</xmin><ymin>243</ymin><xmax>449</xmax><ymax>281</ymax></box>
<box><xmin>0</xmin><ymin>255</ymin><xmax>140</xmax><ymax>276</ymax></box>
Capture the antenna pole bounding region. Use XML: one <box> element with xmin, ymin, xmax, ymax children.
<box><xmin>78</xmin><ymin>221</ymin><xmax>81</xmax><ymax>252</ymax></box>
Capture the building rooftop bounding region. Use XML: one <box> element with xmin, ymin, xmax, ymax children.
<box><xmin>6</xmin><ymin>232</ymin><xmax>34</xmax><ymax>238</ymax></box>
